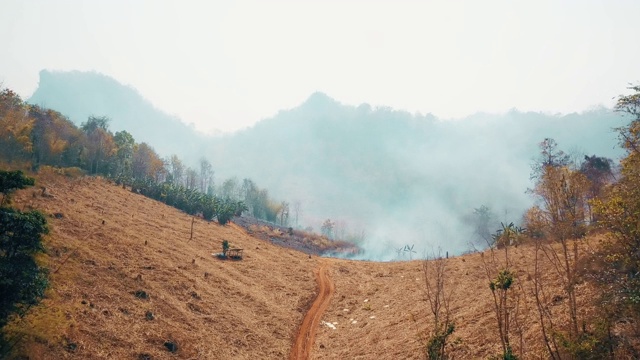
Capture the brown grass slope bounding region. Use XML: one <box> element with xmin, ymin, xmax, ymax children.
<box><xmin>11</xmin><ymin>174</ymin><xmax>317</xmax><ymax>359</ymax></box>
<box><xmin>10</xmin><ymin>173</ymin><xmax>601</xmax><ymax>359</ymax></box>
<box><xmin>312</xmin><ymin>248</ymin><xmax>599</xmax><ymax>359</ymax></box>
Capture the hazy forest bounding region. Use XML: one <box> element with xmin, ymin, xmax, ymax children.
<box><xmin>27</xmin><ymin>70</ymin><xmax>628</xmax><ymax>258</ymax></box>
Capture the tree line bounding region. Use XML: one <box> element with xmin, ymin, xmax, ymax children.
<box><xmin>0</xmin><ymin>86</ymin><xmax>285</xmax><ymax>225</ymax></box>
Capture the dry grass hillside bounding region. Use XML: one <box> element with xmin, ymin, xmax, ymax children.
<box><xmin>312</xmin><ymin>248</ymin><xmax>599</xmax><ymax>359</ymax></box>
<box><xmin>9</xmin><ymin>173</ymin><xmax>317</xmax><ymax>359</ymax></box>
<box><xmin>8</xmin><ymin>172</ymin><xmax>602</xmax><ymax>359</ymax></box>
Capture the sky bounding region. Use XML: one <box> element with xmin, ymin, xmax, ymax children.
<box><xmin>1</xmin><ymin>0</ymin><xmax>639</xmax><ymax>134</ymax></box>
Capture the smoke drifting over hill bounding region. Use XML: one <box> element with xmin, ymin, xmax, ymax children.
<box><xmin>203</xmin><ymin>95</ymin><xmax>625</xmax><ymax>260</ymax></box>
<box><xmin>28</xmin><ymin>71</ymin><xmax>627</xmax><ymax>260</ymax></box>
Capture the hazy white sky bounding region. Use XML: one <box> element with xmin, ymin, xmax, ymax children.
<box><xmin>1</xmin><ymin>0</ymin><xmax>639</xmax><ymax>133</ymax></box>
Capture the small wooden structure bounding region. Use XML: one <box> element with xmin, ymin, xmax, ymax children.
<box><xmin>226</xmin><ymin>248</ymin><xmax>243</xmax><ymax>260</ymax></box>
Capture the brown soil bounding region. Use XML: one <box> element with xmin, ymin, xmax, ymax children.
<box><xmin>8</xmin><ymin>171</ymin><xmax>603</xmax><ymax>359</ymax></box>
<box><xmin>289</xmin><ymin>261</ymin><xmax>335</xmax><ymax>360</ymax></box>
<box><xmin>10</xmin><ymin>174</ymin><xmax>318</xmax><ymax>359</ymax></box>
<box><xmin>311</xmin><ymin>249</ymin><xmax>599</xmax><ymax>359</ymax></box>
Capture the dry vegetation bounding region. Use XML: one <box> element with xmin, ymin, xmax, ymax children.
<box><xmin>313</xmin><ymin>244</ymin><xmax>601</xmax><ymax>359</ymax></box>
<box><xmin>7</xmin><ymin>171</ymin><xmax>606</xmax><ymax>359</ymax></box>
<box><xmin>9</xmin><ymin>172</ymin><xmax>317</xmax><ymax>359</ymax></box>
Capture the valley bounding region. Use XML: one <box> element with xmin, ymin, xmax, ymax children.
<box><xmin>6</xmin><ymin>171</ymin><xmax>602</xmax><ymax>359</ymax></box>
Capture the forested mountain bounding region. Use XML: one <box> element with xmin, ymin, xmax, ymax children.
<box><xmin>28</xmin><ymin>70</ymin><xmax>205</xmax><ymax>159</ymax></box>
<box><xmin>206</xmin><ymin>94</ymin><xmax>626</xmax><ymax>257</ymax></box>
<box><xmin>26</xmin><ymin>71</ymin><xmax>628</xmax><ymax>257</ymax></box>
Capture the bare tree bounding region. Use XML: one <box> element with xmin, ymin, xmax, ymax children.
<box><xmin>199</xmin><ymin>157</ymin><xmax>213</xmax><ymax>194</ymax></box>
<box><xmin>530</xmin><ymin>240</ymin><xmax>561</xmax><ymax>359</ymax></box>
<box><xmin>480</xmin><ymin>223</ymin><xmax>527</xmax><ymax>359</ymax></box>
<box><xmin>292</xmin><ymin>200</ymin><xmax>302</xmax><ymax>228</ymax></box>
<box><xmin>533</xmin><ymin>165</ymin><xmax>589</xmax><ymax>341</ymax></box>
<box><xmin>472</xmin><ymin>205</ymin><xmax>496</xmax><ymax>248</ymax></box>
<box><xmin>527</xmin><ymin>139</ymin><xmax>593</xmax><ymax>357</ymax></box>
<box><xmin>320</xmin><ymin>219</ymin><xmax>334</xmax><ymax>239</ymax></box>
<box><xmin>278</xmin><ymin>201</ymin><xmax>289</xmax><ymax>226</ymax></box>
<box><xmin>184</xmin><ymin>167</ymin><xmax>198</xmax><ymax>190</ymax></box>
<box><xmin>334</xmin><ymin>219</ymin><xmax>347</xmax><ymax>241</ymax></box>
<box><xmin>422</xmin><ymin>250</ymin><xmax>455</xmax><ymax>359</ymax></box>
<box><xmin>169</xmin><ymin>154</ymin><xmax>185</xmax><ymax>186</ymax></box>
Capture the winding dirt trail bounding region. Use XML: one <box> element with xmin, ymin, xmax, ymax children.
<box><xmin>290</xmin><ymin>261</ymin><xmax>335</xmax><ymax>360</ymax></box>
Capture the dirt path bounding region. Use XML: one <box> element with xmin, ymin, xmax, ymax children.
<box><xmin>290</xmin><ymin>261</ymin><xmax>335</xmax><ymax>360</ymax></box>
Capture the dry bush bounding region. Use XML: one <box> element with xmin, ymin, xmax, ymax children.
<box><xmin>422</xmin><ymin>251</ymin><xmax>456</xmax><ymax>359</ymax></box>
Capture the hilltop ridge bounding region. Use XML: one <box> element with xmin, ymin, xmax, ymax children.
<box><xmin>28</xmin><ymin>70</ymin><xmax>204</xmax><ymax>159</ymax></box>
<box><xmin>22</xmin><ymin>70</ymin><xmax>627</xmax><ymax>257</ymax></box>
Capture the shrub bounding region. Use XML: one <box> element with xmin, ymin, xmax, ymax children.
<box><xmin>489</xmin><ymin>346</ymin><xmax>518</xmax><ymax>360</ymax></box>
<box><xmin>0</xmin><ymin>170</ymin><xmax>35</xmax><ymax>206</ymax></box>
<box><xmin>426</xmin><ymin>323</ymin><xmax>455</xmax><ymax>360</ymax></box>
<box><xmin>222</xmin><ymin>240</ymin><xmax>230</xmax><ymax>256</ymax></box>
<box><xmin>0</xmin><ymin>171</ymin><xmax>48</xmax><ymax>356</ymax></box>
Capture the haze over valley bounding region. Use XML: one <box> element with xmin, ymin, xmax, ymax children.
<box><xmin>4</xmin><ymin>1</ymin><xmax>639</xmax><ymax>259</ymax></box>
<box><xmin>27</xmin><ymin>70</ymin><xmax>627</xmax><ymax>259</ymax></box>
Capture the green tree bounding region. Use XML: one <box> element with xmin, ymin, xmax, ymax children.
<box><xmin>488</xmin><ymin>268</ymin><xmax>516</xmax><ymax>359</ymax></box>
<box><xmin>0</xmin><ymin>171</ymin><xmax>48</xmax><ymax>354</ymax></box>
<box><xmin>0</xmin><ymin>170</ymin><xmax>34</xmax><ymax>207</ymax></box>
<box><xmin>113</xmin><ymin>130</ymin><xmax>135</xmax><ymax>180</ymax></box>
<box><xmin>168</xmin><ymin>154</ymin><xmax>185</xmax><ymax>186</ymax></box>
<box><xmin>472</xmin><ymin>205</ymin><xmax>496</xmax><ymax>247</ymax></box>
<box><xmin>132</xmin><ymin>142</ymin><xmax>164</xmax><ymax>181</ymax></box>
<box><xmin>216</xmin><ymin>198</ymin><xmax>240</xmax><ymax>225</ymax></box>
<box><xmin>27</xmin><ymin>106</ymin><xmax>50</xmax><ymax>171</ymax></box>
<box><xmin>240</xmin><ymin>178</ymin><xmax>257</xmax><ymax>214</ymax></box>
<box><xmin>219</xmin><ymin>177</ymin><xmax>239</xmax><ymax>200</ymax></box>
<box><xmin>222</xmin><ymin>240</ymin><xmax>230</xmax><ymax>256</ymax></box>
<box><xmin>81</xmin><ymin>116</ymin><xmax>115</xmax><ymax>174</ymax></box>
<box><xmin>491</xmin><ymin>222</ymin><xmax>525</xmax><ymax>249</ymax></box>
<box><xmin>0</xmin><ymin>89</ymin><xmax>33</xmax><ymax>163</ymax></box>
<box><xmin>0</xmin><ymin>210</ymin><xmax>49</xmax><ymax>330</ymax></box>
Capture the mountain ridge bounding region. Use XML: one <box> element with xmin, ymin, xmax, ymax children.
<box><xmin>28</xmin><ymin>70</ymin><xmax>205</xmax><ymax>159</ymax></box>
<box><xmin>25</xmin><ymin>69</ymin><xmax>627</xmax><ymax>258</ymax></box>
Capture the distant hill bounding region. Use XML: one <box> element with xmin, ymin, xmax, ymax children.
<box><xmin>205</xmin><ymin>95</ymin><xmax>627</xmax><ymax>257</ymax></box>
<box><xmin>28</xmin><ymin>70</ymin><xmax>205</xmax><ymax>159</ymax></box>
<box><xmin>24</xmin><ymin>70</ymin><xmax>629</xmax><ymax>256</ymax></box>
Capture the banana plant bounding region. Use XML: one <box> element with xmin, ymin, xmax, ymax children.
<box><xmin>404</xmin><ymin>244</ymin><xmax>416</xmax><ymax>260</ymax></box>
